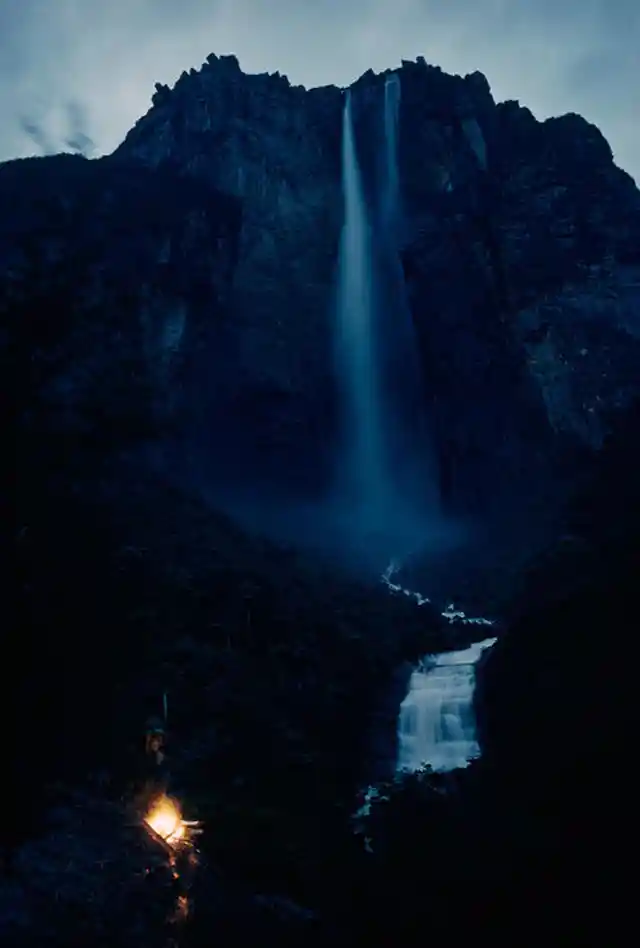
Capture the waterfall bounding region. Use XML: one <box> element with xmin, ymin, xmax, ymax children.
<box><xmin>382</xmin><ymin>72</ymin><xmax>402</xmax><ymax>238</ymax></box>
<box><xmin>335</xmin><ymin>90</ymin><xmax>390</xmax><ymax>523</ymax></box>
<box><xmin>397</xmin><ymin>639</ymin><xmax>496</xmax><ymax>772</ymax></box>
<box><xmin>333</xmin><ymin>78</ymin><xmax>445</xmax><ymax>566</ymax></box>
<box><xmin>377</xmin><ymin>72</ymin><xmax>438</xmax><ymax>516</ymax></box>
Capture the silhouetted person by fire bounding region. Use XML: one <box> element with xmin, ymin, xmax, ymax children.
<box><xmin>133</xmin><ymin>717</ymin><xmax>171</xmax><ymax>814</ymax></box>
<box><xmin>146</xmin><ymin>718</ymin><xmax>167</xmax><ymax>768</ymax></box>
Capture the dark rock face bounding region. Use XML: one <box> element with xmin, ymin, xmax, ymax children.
<box><xmin>2</xmin><ymin>152</ymin><xmax>240</xmax><ymax>485</ymax></box>
<box><xmin>385</xmin><ymin>63</ymin><xmax>640</xmax><ymax>518</ymax></box>
<box><xmin>9</xmin><ymin>451</ymin><xmax>451</xmax><ymax>942</ymax></box>
<box><xmin>118</xmin><ymin>55</ymin><xmax>344</xmax><ymax>495</ymax></box>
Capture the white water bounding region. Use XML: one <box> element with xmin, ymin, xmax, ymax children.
<box><xmin>335</xmin><ymin>90</ymin><xmax>389</xmax><ymax>516</ymax></box>
<box><xmin>333</xmin><ymin>78</ymin><xmax>450</xmax><ymax>565</ymax></box>
<box><xmin>397</xmin><ymin>638</ymin><xmax>497</xmax><ymax>772</ymax></box>
<box><xmin>378</xmin><ymin>73</ymin><xmax>440</xmax><ymax>520</ymax></box>
<box><xmin>382</xmin><ymin>73</ymin><xmax>402</xmax><ymax>236</ymax></box>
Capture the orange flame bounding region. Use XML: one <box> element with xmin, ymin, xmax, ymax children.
<box><xmin>144</xmin><ymin>794</ymin><xmax>185</xmax><ymax>845</ymax></box>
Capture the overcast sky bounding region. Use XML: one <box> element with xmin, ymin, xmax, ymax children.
<box><xmin>0</xmin><ymin>0</ymin><xmax>638</xmax><ymax>180</ymax></box>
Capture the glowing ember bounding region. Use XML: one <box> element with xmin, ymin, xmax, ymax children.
<box><xmin>176</xmin><ymin>894</ymin><xmax>190</xmax><ymax>921</ymax></box>
<box><xmin>144</xmin><ymin>794</ymin><xmax>186</xmax><ymax>845</ymax></box>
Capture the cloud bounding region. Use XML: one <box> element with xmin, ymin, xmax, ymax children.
<box><xmin>17</xmin><ymin>100</ymin><xmax>95</xmax><ymax>157</ymax></box>
<box><xmin>18</xmin><ymin>115</ymin><xmax>56</xmax><ymax>156</ymax></box>
<box><xmin>62</xmin><ymin>101</ymin><xmax>96</xmax><ymax>156</ymax></box>
<box><xmin>0</xmin><ymin>0</ymin><xmax>638</xmax><ymax>178</ymax></box>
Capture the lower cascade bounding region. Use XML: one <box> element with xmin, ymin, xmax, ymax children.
<box><xmin>397</xmin><ymin>639</ymin><xmax>496</xmax><ymax>772</ymax></box>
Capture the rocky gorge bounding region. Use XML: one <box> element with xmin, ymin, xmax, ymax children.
<box><xmin>4</xmin><ymin>51</ymin><xmax>640</xmax><ymax>944</ymax></box>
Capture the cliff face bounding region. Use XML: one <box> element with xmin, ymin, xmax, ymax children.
<box><xmin>2</xmin><ymin>152</ymin><xmax>240</xmax><ymax>485</ymax></box>
<box><xmin>115</xmin><ymin>54</ymin><xmax>640</xmax><ymax>519</ymax></box>
<box><xmin>118</xmin><ymin>55</ymin><xmax>344</xmax><ymax>495</ymax></box>
<box><xmin>351</xmin><ymin>61</ymin><xmax>640</xmax><ymax>516</ymax></box>
<box><xmin>493</xmin><ymin>103</ymin><xmax>640</xmax><ymax>444</ymax></box>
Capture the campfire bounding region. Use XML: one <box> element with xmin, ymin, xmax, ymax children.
<box><xmin>143</xmin><ymin>794</ymin><xmax>200</xmax><ymax>849</ymax></box>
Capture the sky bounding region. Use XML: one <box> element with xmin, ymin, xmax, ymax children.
<box><xmin>0</xmin><ymin>0</ymin><xmax>638</xmax><ymax>181</ymax></box>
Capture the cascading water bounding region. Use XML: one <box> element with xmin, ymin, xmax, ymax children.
<box><xmin>377</xmin><ymin>73</ymin><xmax>436</xmax><ymax>508</ymax></box>
<box><xmin>334</xmin><ymin>79</ymin><xmax>442</xmax><ymax>563</ymax></box>
<box><xmin>335</xmin><ymin>90</ymin><xmax>392</xmax><ymax>528</ymax></box>
<box><xmin>397</xmin><ymin>638</ymin><xmax>496</xmax><ymax>772</ymax></box>
<box><xmin>382</xmin><ymin>72</ymin><xmax>402</xmax><ymax>239</ymax></box>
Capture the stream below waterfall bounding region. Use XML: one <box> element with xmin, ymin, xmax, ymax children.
<box><xmin>380</xmin><ymin>561</ymin><xmax>497</xmax><ymax>773</ymax></box>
